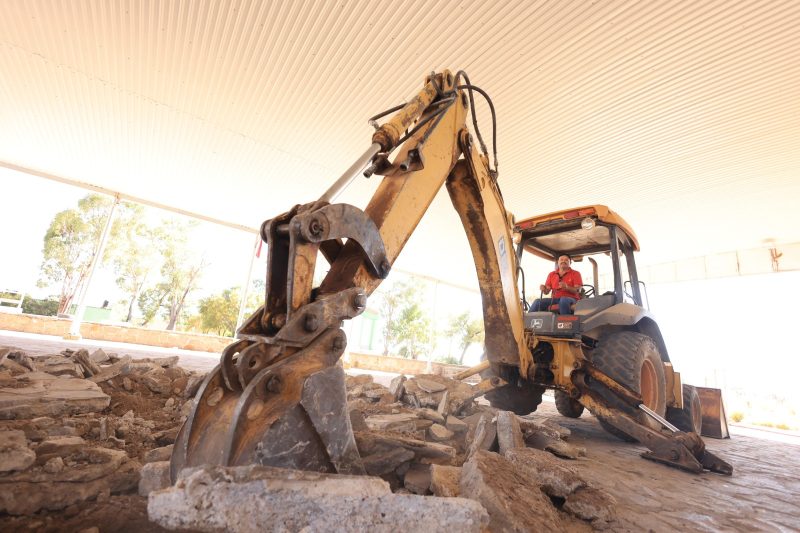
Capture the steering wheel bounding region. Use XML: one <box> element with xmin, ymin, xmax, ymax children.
<box><xmin>580</xmin><ymin>285</ymin><xmax>596</xmax><ymax>298</ymax></box>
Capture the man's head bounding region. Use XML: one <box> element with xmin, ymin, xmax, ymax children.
<box><xmin>557</xmin><ymin>255</ymin><xmax>571</xmax><ymax>272</ymax></box>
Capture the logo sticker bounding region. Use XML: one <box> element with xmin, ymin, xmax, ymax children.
<box><xmin>532</xmin><ymin>319</ymin><xmax>543</xmax><ymax>328</ymax></box>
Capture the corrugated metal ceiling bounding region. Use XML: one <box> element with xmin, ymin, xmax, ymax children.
<box><xmin>1</xmin><ymin>0</ymin><xmax>798</xmax><ymax>284</ymax></box>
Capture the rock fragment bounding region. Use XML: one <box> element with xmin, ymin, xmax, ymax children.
<box><xmin>139</xmin><ymin>461</ymin><xmax>172</xmax><ymax>496</ymax></box>
<box><xmin>496</xmin><ymin>411</ymin><xmax>524</xmax><ymax>454</ymax></box>
<box><xmin>430</xmin><ymin>464</ymin><xmax>461</xmax><ymax>497</ymax></box>
<box><xmin>545</xmin><ymin>439</ymin><xmax>587</xmax><ymax>460</ymax></box>
<box><xmin>0</xmin><ymin>373</ymin><xmax>110</xmax><ymax>419</ymax></box>
<box><xmin>0</xmin><ymin>429</ymin><xmax>35</xmax><ymax>473</ymax></box>
<box><xmin>403</xmin><ymin>463</ymin><xmax>431</xmax><ymax>495</ymax></box>
<box><xmin>445</xmin><ymin>415</ymin><xmax>468</xmax><ymax>435</ymax></box>
<box><xmin>388</xmin><ymin>375</ymin><xmax>406</xmax><ymax>401</ymax></box>
<box><xmin>460</xmin><ymin>450</ymin><xmax>563</xmax><ymax>531</ymax></box>
<box><xmin>564</xmin><ymin>486</ymin><xmax>617</xmax><ymax>527</ymax></box>
<box><xmin>428</xmin><ymin>423</ymin><xmax>455</xmax><ymax>442</ymax></box>
<box><xmin>144</xmin><ymin>445</ymin><xmax>174</xmax><ymax>464</ymax></box>
<box><xmin>504</xmin><ymin>447</ymin><xmax>586</xmax><ymax>498</ymax></box>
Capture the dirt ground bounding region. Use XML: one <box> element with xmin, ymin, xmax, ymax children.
<box><xmin>1</xmin><ymin>331</ymin><xmax>799</xmax><ymax>532</ymax></box>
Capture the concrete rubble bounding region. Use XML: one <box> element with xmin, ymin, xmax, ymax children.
<box><xmin>0</xmin><ymin>343</ymin><xmax>201</xmax><ymax>523</ymax></box>
<box><xmin>148</xmin><ymin>465</ymin><xmax>489</xmax><ymax>532</ymax></box>
<box><xmin>0</xmin><ymin>343</ymin><xmax>619</xmax><ymax>531</ymax></box>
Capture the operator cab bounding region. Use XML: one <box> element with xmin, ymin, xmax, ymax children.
<box><xmin>514</xmin><ymin>205</ymin><xmax>644</xmax><ymax>337</ymax></box>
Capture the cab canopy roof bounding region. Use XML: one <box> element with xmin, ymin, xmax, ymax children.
<box><xmin>515</xmin><ymin>205</ymin><xmax>639</xmax><ymax>261</ymax></box>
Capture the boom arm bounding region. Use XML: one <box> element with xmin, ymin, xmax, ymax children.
<box><xmin>247</xmin><ymin>70</ymin><xmax>528</xmax><ymax>369</ymax></box>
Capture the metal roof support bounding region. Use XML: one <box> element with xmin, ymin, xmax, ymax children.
<box><xmin>65</xmin><ymin>195</ymin><xmax>120</xmax><ymax>340</ymax></box>
<box><xmin>235</xmin><ymin>233</ymin><xmax>262</xmax><ymax>332</ymax></box>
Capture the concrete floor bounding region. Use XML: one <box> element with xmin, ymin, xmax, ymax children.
<box><xmin>0</xmin><ymin>330</ymin><xmax>220</xmax><ymax>373</ymax></box>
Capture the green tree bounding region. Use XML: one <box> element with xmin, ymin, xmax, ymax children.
<box><xmin>38</xmin><ymin>194</ymin><xmax>123</xmax><ymax>315</ymax></box>
<box><xmin>378</xmin><ymin>280</ymin><xmax>418</xmax><ymax>356</ymax></box>
<box><xmin>21</xmin><ymin>296</ymin><xmax>60</xmax><ymax>316</ymax></box>
<box><xmin>108</xmin><ymin>205</ymin><xmax>164</xmax><ymax>322</ymax></box>
<box><xmin>134</xmin><ymin>219</ymin><xmax>206</xmax><ymax>330</ymax></box>
<box><xmin>393</xmin><ymin>302</ymin><xmax>432</xmax><ymax>359</ymax></box>
<box><xmin>198</xmin><ymin>288</ymin><xmax>240</xmax><ymax>336</ymax></box>
<box><xmin>447</xmin><ymin>312</ymin><xmax>485</xmax><ymax>364</ymax></box>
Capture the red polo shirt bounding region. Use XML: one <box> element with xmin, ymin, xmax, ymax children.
<box><xmin>545</xmin><ymin>268</ymin><xmax>583</xmax><ymax>300</ymax></box>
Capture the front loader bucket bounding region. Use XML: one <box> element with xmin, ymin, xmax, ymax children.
<box><xmin>695</xmin><ymin>386</ymin><xmax>730</xmax><ymax>439</ymax></box>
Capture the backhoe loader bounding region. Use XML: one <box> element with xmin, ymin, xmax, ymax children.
<box><xmin>171</xmin><ymin>70</ymin><xmax>732</xmax><ymax>481</ymax></box>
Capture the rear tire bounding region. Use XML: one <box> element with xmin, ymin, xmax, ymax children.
<box><xmin>590</xmin><ymin>331</ymin><xmax>667</xmax><ymax>442</ymax></box>
<box><xmin>554</xmin><ymin>390</ymin><xmax>585</xmax><ymax>418</ymax></box>
<box><xmin>666</xmin><ymin>384</ymin><xmax>702</xmax><ymax>433</ymax></box>
<box><xmin>482</xmin><ymin>364</ymin><xmax>545</xmax><ymax>415</ymax></box>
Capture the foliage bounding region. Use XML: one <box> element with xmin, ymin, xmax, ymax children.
<box><xmin>134</xmin><ymin>219</ymin><xmax>206</xmax><ymax>330</ymax></box>
<box><xmin>730</xmin><ymin>411</ymin><xmax>744</xmax><ymax>423</ymax></box>
<box><xmin>38</xmin><ymin>194</ymin><xmax>124</xmax><ymax>314</ymax></box>
<box><xmin>446</xmin><ymin>312</ymin><xmax>485</xmax><ymax>364</ymax></box>
<box><xmin>20</xmin><ymin>296</ymin><xmax>59</xmax><ymax>316</ymax></box>
<box><xmin>195</xmin><ymin>281</ymin><xmax>267</xmax><ymax>336</ymax></box>
<box><xmin>377</xmin><ymin>280</ymin><xmax>434</xmax><ymax>359</ymax></box>
<box><xmin>198</xmin><ymin>288</ymin><xmax>240</xmax><ymax>336</ymax></box>
<box><xmin>107</xmin><ymin>203</ymin><xmax>163</xmax><ymax>322</ymax></box>
<box><xmin>393</xmin><ymin>302</ymin><xmax>432</xmax><ymax>359</ymax></box>
<box><xmin>435</xmin><ymin>354</ymin><xmax>461</xmax><ymax>365</ymax></box>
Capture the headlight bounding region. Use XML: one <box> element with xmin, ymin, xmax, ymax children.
<box><xmin>581</xmin><ymin>217</ymin><xmax>595</xmax><ymax>230</ymax></box>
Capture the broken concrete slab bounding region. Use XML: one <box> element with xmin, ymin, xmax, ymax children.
<box><xmin>89</xmin><ymin>348</ymin><xmax>110</xmax><ymax>364</ymax></box>
<box><xmin>36</xmin><ymin>436</ymin><xmax>87</xmax><ymax>463</ymax></box>
<box><xmin>354</xmin><ymin>431</ymin><xmax>456</xmax><ymax>464</ymax></box>
<box><xmin>417</xmin><ymin>407</ymin><xmax>446</xmax><ymax>425</ymax></box>
<box><xmin>139</xmin><ymin>461</ymin><xmax>171</xmax><ymax>497</ymax></box>
<box><xmin>301</xmin><ymin>364</ymin><xmax>365</xmax><ymax>476</ymax></box>
<box><xmin>416</xmin><ymin>378</ymin><xmax>448</xmax><ymax>393</ymax></box>
<box><xmin>148</xmin><ymin>465</ymin><xmax>488</xmax><ymax>533</ymax></box>
<box><xmin>365</xmin><ymin>413</ymin><xmax>419</xmax><ymax>432</ymax></box>
<box><xmin>144</xmin><ymin>445</ymin><xmax>174</xmax><ymax>464</ymax></box>
<box><xmin>504</xmin><ymin>447</ymin><xmax>587</xmax><ymax>499</ymax></box>
<box><xmin>0</xmin><ymin>447</ymin><xmax>140</xmax><ymax>515</ymax></box>
<box><xmin>496</xmin><ymin>410</ymin><xmax>525</xmax><ymax>454</ymax></box>
<box><xmin>466</xmin><ymin>413</ymin><xmax>497</xmax><ymax>458</ymax></box>
<box><xmin>428</xmin><ymin>423</ymin><xmax>455</xmax><ymax>442</ymax></box>
<box><xmin>403</xmin><ymin>463</ymin><xmax>431</xmax><ymax>495</ymax></box>
<box><xmin>518</xmin><ymin>416</ymin><xmax>571</xmax><ymax>440</ymax></box>
<box><xmin>72</xmin><ymin>349</ymin><xmax>102</xmax><ymax>376</ymax></box>
<box><xmin>0</xmin><ymin>429</ymin><xmax>35</xmax><ymax>473</ymax></box>
<box><xmin>430</xmin><ymin>464</ymin><xmax>462</xmax><ymax>497</ymax></box>
<box><xmin>0</xmin><ymin>372</ymin><xmax>110</xmax><ymax>419</ymax></box>
<box><xmin>362</xmin><ymin>447</ymin><xmax>415</xmax><ymax>476</ymax></box>
<box><xmin>88</xmin><ymin>355</ymin><xmax>132</xmax><ymax>383</ymax></box>
<box><xmin>388</xmin><ymin>374</ymin><xmax>406</xmax><ymax>401</ymax></box>
<box><xmin>545</xmin><ymin>439</ymin><xmax>587</xmax><ymax>460</ymax></box>
<box><xmin>446</xmin><ymin>415</ymin><xmax>468</xmax><ymax>435</ymax></box>
<box><xmin>460</xmin><ymin>449</ymin><xmax>563</xmax><ymax>531</ymax></box>
<box><xmin>37</xmin><ymin>356</ymin><xmax>83</xmax><ymax>378</ymax></box>
<box><xmin>564</xmin><ymin>486</ymin><xmax>617</xmax><ymax>527</ymax></box>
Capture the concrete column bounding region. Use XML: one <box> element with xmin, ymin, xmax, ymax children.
<box><xmin>65</xmin><ymin>195</ymin><xmax>120</xmax><ymax>340</ymax></box>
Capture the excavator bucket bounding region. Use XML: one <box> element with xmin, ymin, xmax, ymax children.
<box><xmin>695</xmin><ymin>386</ymin><xmax>730</xmax><ymax>439</ymax></box>
<box><xmin>170</xmin><ymin>326</ymin><xmax>367</xmax><ymax>482</ymax></box>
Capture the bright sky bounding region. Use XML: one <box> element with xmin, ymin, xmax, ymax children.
<box><xmin>0</xmin><ymin>166</ymin><xmax>262</xmax><ymax>305</ymax></box>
